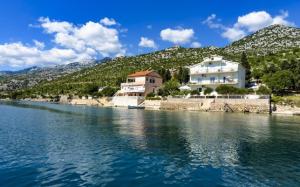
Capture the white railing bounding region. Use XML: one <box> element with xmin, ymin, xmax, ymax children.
<box><xmin>121</xmin><ymin>86</ymin><xmax>145</xmax><ymax>93</ymax></box>
<box><xmin>190</xmin><ymin>68</ymin><xmax>237</xmax><ymax>74</ymax></box>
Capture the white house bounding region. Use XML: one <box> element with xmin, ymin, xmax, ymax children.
<box><xmin>188</xmin><ymin>55</ymin><xmax>246</xmax><ymax>94</ymax></box>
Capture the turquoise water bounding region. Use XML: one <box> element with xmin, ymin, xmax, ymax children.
<box><xmin>0</xmin><ymin>101</ymin><xmax>300</xmax><ymax>186</ymax></box>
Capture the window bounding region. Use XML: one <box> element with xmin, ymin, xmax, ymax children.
<box><xmin>149</xmin><ymin>78</ymin><xmax>155</xmax><ymax>83</ymax></box>
<box><xmin>146</xmin><ymin>77</ymin><xmax>149</xmax><ymax>81</ymax></box>
<box><xmin>128</xmin><ymin>78</ymin><xmax>135</xmax><ymax>83</ymax></box>
<box><xmin>210</xmin><ymin>77</ymin><xmax>215</xmax><ymax>83</ymax></box>
<box><xmin>197</xmin><ymin>77</ymin><xmax>202</xmax><ymax>83</ymax></box>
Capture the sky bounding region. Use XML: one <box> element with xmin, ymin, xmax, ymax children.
<box><xmin>0</xmin><ymin>0</ymin><xmax>299</xmax><ymax>71</ymax></box>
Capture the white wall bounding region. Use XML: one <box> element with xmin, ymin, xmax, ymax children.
<box><xmin>112</xmin><ymin>96</ymin><xmax>144</xmax><ymax>107</ymax></box>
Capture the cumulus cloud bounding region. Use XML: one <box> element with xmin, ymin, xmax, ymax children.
<box><xmin>203</xmin><ymin>11</ymin><xmax>295</xmax><ymax>42</ymax></box>
<box><xmin>221</xmin><ymin>28</ymin><xmax>246</xmax><ymax>42</ymax></box>
<box><xmin>139</xmin><ymin>37</ymin><xmax>157</xmax><ymax>48</ymax></box>
<box><xmin>0</xmin><ymin>42</ymin><xmax>81</xmax><ymax>69</ymax></box>
<box><xmin>190</xmin><ymin>42</ymin><xmax>201</xmax><ymax>48</ymax></box>
<box><xmin>0</xmin><ymin>17</ymin><xmax>125</xmax><ymax>70</ymax></box>
<box><xmin>100</xmin><ymin>17</ymin><xmax>117</xmax><ymax>26</ymax></box>
<box><xmin>160</xmin><ymin>28</ymin><xmax>194</xmax><ymax>44</ymax></box>
<box><xmin>202</xmin><ymin>14</ymin><xmax>225</xmax><ymax>29</ymax></box>
<box><xmin>33</xmin><ymin>40</ymin><xmax>45</xmax><ymax>49</ymax></box>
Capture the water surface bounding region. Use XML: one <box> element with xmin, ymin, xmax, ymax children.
<box><xmin>0</xmin><ymin>101</ymin><xmax>300</xmax><ymax>186</ymax></box>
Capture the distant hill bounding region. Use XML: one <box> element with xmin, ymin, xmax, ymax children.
<box><xmin>224</xmin><ymin>24</ymin><xmax>300</xmax><ymax>55</ymax></box>
<box><xmin>0</xmin><ymin>58</ymin><xmax>111</xmax><ymax>91</ymax></box>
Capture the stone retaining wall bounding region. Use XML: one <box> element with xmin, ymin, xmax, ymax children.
<box><xmin>145</xmin><ymin>97</ymin><xmax>270</xmax><ymax>113</ymax></box>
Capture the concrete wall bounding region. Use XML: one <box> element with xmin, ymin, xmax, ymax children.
<box><xmin>145</xmin><ymin>97</ymin><xmax>270</xmax><ymax>113</ymax></box>
<box><xmin>112</xmin><ymin>96</ymin><xmax>144</xmax><ymax>107</ymax></box>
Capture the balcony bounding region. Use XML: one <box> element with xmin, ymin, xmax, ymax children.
<box><xmin>121</xmin><ymin>82</ymin><xmax>145</xmax><ymax>87</ymax></box>
<box><xmin>189</xmin><ymin>80</ymin><xmax>238</xmax><ymax>86</ymax></box>
<box><xmin>190</xmin><ymin>68</ymin><xmax>237</xmax><ymax>75</ymax></box>
<box><xmin>121</xmin><ymin>84</ymin><xmax>145</xmax><ymax>93</ymax></box>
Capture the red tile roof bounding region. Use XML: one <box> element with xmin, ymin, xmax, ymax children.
<box><xmin>128</xmin><ymin>70</ymin><xmax>161</xmax><ymax>78</ymax></box>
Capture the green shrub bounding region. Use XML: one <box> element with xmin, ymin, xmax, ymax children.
<box><xmin>256</xmin><ymin>85</ymin><xmax>272</xmax><ymax>95</ymax></box>
<box><xmin>100</xmin><ymin>86</ymin><xmax>117</xmax><ymax>97</ymax></box>
<box><xmin>216</xmin><ymin>85</ymin><xmax>238</xmax><ymax>94</ymax></box>
<box><xmin>157</xmin><ymin>88</ymin><xmax>168</xmax><ymax>97</ymax></box>
<box><xmin>146</xmin><ymin>92</ymin><xmax>156</xmax><ymax>98</ymax></box>
<box><xmin>204</xmin><ymin>87</ymin><xmax>213</xmax><ymax>95</ymax></box>
<box><xmin>190</xmin><ymin>90</ymin><xmax>200</xmax><ymax>95</ymax></box>
<box><xmin>216</xmin><ymin>85</ymin><xmax>253</xmax><ymax>95</ymax></box>
<box><xmin>145</xmin><ymin>97</ymin><xmax>161</xmax><ymax>100</ymax></box>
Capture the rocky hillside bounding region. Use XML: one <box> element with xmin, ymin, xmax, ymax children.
<box><xmin>225</xmin><ymin>24</ymin><xmax>300</xmax><ymax>55</ymax></box>
<box><xmin>0</xmin><ymin>59</ymin><xmax>110</xmax><ymax>91</ymax></box>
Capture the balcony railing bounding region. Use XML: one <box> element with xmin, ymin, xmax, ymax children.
<box><xmin>121</xmin><ymin>85</ymin><xmax>145</xmax><ymax>93</ymax></box>
<box><xmin>189</xmin><ymin>80</ymin><xmax>238</xmax><ymax>85</ymax></box>
<box><xmin>121</xmin><ymin>82</ymin><xmax>145</xmax><ymax>86</ymax></box>
<box><xmin>190</xmin><ymin>68</ymin><xmax>237</xmax><ymax>75</ymax></box>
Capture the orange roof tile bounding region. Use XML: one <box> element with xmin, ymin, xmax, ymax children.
<box><xmin>128</xmin><ymin>70</ymin><xmax>161</xmax><ymax>78</ymax></box>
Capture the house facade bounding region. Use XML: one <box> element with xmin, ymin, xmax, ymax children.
<box><xmin>117</xmin><ymin>70</ymin><xmax>163</xmax><ymax>96</ymax></box>
<box><xmin>188</xmin><ymin>56</ymin><xmax>246</xmax><ymax>93</ymax></box>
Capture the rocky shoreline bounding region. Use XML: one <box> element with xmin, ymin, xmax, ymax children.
<box><xmin>2</xmin><ymin>97</ymin><xmax>300</xmax><ymax>116</ymax></box>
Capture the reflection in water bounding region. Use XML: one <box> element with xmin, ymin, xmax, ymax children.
<box><xmin>0</xmin><ymin>101</ymin><xmax>300</xmax><ymax>186</ymax></box>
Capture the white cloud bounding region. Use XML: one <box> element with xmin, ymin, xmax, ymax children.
<box><xmin>0</xmin><ymin>17</ymin><xmax>126</xmax><ymax>70</ymax></box>
<box><xmin>33</xmin><ymin>40</ymin><xmax>45</xmax><ymax>49</ymax></box>
<box><xmin>203</xmin><ymin>11</ymin><xmax>295</xmax><ymax>42</ymax></box>
<box><xmin>272</xmin><ymin>11</ymin><xmax>295</xmax><ymax>26</ymax></box>
<box><xmin>0</xmin><ymin>42</ymin><xmax>82</xmax><ymax>69</ymax></box>
<box><xmin>100</xmin><ymin>17</ymin><xmax>117</xmax><ymax>26</ymax></box>
<box><xmin>160</xmin><ymin>28</ymin><xmax>194</xmax><ymax>44</ymax></box>
<box><xmin>39</xmin><ymin>17</ymin><xmax>73</xmax><ymax>34</ymax></box>
<box><xmin>139</xmin><ymin>37</ymin><xmax>157</xmax><ymax>48</ymax></box>
<box><xmin>39</xmin><ymin>17</ymin><xmax>125</xmax><ymax>57</ymax></box>
<box><xmin>221</xmin><ymin>28</ymin><xmax>246</xmax><ymax>42</ymax></box>
<box><xmin>202</xmin><ymin>14</ymin><xmax>225</xmax><ymax>29</ymax></box>
<box><xmin>235</xmin><ymin>11</ymin><xmax>273</xmax><ymax>32</ymax></box>
<box><xmin>190</xmin><ymin>42</ymin><xmax>201</xmax><ymax>48</ymax></box>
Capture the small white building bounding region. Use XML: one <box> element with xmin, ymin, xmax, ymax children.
<box><xmin>117</xmin><ymin>70</ymin><xmax>163</xmax><ymax>97</ymax></box>
<box><xmin>188</xmin><ymin>55</ymin><xmax>246</xmax><ymax>94</ymax></box>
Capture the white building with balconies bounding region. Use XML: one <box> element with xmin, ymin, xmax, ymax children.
<box><xmin>188</xmin><ymin>55</ymin><xmax>245</xmax><ymax>94</ymax></box>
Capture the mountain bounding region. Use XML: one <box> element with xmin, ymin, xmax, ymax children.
<box><xmin>0</xmin><ymin>59</ymin><xmax>108</xmax><ymax>91</ymax></box>
<box><xmin>225</xmin><ymin>24</ymin><xmax>300</xmax><ymax>55</ymax></box>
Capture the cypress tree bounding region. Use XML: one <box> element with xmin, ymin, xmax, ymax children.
<box><xmin>241</xmin><ymin>52</ymin><xmax>251</xmax><ymax>85</ymax></box>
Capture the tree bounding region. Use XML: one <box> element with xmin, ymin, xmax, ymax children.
<box><xmin>164</xmin><ymin>69</ymin><xmax>172</xmax><ymax>82</ymax></box>
<box><xmin>175</xmin><ymin>67</ymin><xmax>189</xmax><ymax>84</ymax></box>
<box><xmin>162</xmin><ymin>79</ymin><xmax>180</xmax><ymax>95</ymax></box>
<box><xmin>100</xmin><ymin>86</ymin><xmax>117</xmax><ymax>97</ymax></box>
<box><xmin>263</xmin><ymin>70</ymin><xmax>294</xmax><ymax>95</ymax></box>
<box><xmin>158</xmin><ymin>68</ymin><xmax>172</xmax><ymax>82</ymax></box>
<box><xmin>241</xmin><ymin>52</ymin><xmax>251</xmax><ymax>85</ymax></box>
<box><xmin>83</xmin><ymin>84</ymin><xmax>98</xmax><ymax>95</ymax></box>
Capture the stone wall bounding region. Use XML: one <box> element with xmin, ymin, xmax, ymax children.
<box><xmin>145</xmin><ymin>97</ymin><xmax>270</xmax><ymax>113</ymax></box>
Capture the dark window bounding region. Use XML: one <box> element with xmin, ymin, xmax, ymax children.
<box><xmin>128</xmin><ymin>78</ymin><xmax>135</xmax><ymax>83</ymax></box>
<box><xmin>149</xmin><ymin>78</ymin><xmax>155</xmax><ymax>83</ymax></box>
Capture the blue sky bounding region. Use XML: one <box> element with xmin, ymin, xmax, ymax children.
<box><xmin>0</xmin><ymin>0</ymin><xmax>299</xmax><ymax>70</ymax></box>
